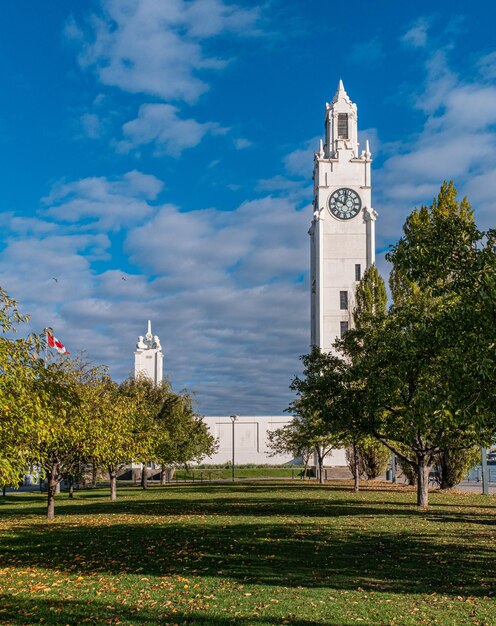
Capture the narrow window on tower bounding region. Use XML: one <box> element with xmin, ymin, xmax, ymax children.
<box><xmin>340</xmin><ymin>291</ymin><xmax>348</xmax><ymax>310</ymax></box>
<box><xmin>340</xmin><ymin>321</ymin><xmax>349</xmax><ymax>337</ymax></box>
<box><xmin>337</xmin><ymin>113</ymin><xmax>349</xmax><ymax>139</ymax></box>
<box><xmin>355</xmin><ymin>264</ymin><xmax>361</xmax><ymax>281</ymax></box>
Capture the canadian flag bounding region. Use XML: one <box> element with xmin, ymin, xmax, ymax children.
<box><xmin>46</xmin><ymin>330</ymin><xmax>70</xmax><ymax>355</ymax></box>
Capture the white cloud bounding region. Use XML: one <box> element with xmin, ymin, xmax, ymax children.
<box><xmin>119</xmin><ymin>103</ymin><xmax>227</xmax><ymax>156</ymax></box>
<box><xmin>0</xmin><ymin>167</ymin><xmax>310</xmax><ymax>414</ymax></box>
<box><xmin>374</xmin><ymin>51</ymin><xmax>496</xmax><ymax>243</ymax></box>
<box><xmin>42</xmin><ymin>170</ymin><xmax>163</xmax><ymax>230</ymax></box>
<box><xmin>234</xmin><ymin>137</ymin><xmax>252</xmax><ymax>150</ymax></box>
<box><xmin>478</xmin><ymin>51</ymin><xmax>496</xmax><ymax>80</ymax></box>
<box><xmin>401</xmin><ymin>17</ymin><xmax>431</xmax><ymax>49</ymax></box>
<box><xmin>358</xmin><ymin>128</ymin><xmax>380</xmax><ymax>155</ymax></box>
<box><xmin>71</xmin><ymin>0</ymin><xmax>261</xmax><ymax>103</ymax></box>
<box><xmin>125</xmin><ymin>195</ymin><xmax>308</xmax><ymax>290</ymax></box>
<box><xmin>80</xmin><ymin>112</ymin><xmax>103</xmax><ymax>139</ymax></box>
<box><xmin>283</xmin><ymin>137</ymin><xmax>319</xmax><ymax>178</ymax></box>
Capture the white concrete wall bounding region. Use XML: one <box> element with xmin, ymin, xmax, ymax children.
<box><xmin>200</xmin><ymin>416</ymin><xmax>348</xmax><ymax>467</ymax></box>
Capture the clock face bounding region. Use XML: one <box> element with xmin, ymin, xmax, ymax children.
<box><xmin>328</xmin><ymin>188</ymin><xmax>362</xmax><ymax>220</ymax></box>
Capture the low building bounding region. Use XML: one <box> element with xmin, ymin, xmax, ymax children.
<box><xmin>200</xmin><ymin>415</ymin><xmax>347</xmax><ymax>467</ymax></box>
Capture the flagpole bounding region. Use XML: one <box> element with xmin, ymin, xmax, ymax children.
<box><xmin>44</xmin><ymin>328</ymin><xmax>48</xmax><ymax>368</ymax></box>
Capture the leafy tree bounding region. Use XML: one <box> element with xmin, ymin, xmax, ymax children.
<box><xmin>434</xmin><ymin>444</ymin><xmax>481</xmax><ymax>490</ymax></box>
<box><xmin>0</xmin><ymin>288</ymin><xmax>42</xmax><ymax>488</ymax></box>
<box><xmin>289</xmin><ymin>349</ymin><xmax>346</xmax><ymax>483</ymax></box>
<box><xmin>34</xmin><ymin>357</ymin><xmax>105</xmax><ymax>520</ymax></box>
<box><xmin>339</xmin><ymin>263</ymin><xmax>388</xmax><ymax>491</ymax></box>
<box><xmin>153</xmin><ymin>392</ymin><xmax>217</xmax><ymax>482</ymax></box>
<box><xmin>119</xmin><ymin>376</ymin><xmax>173</xmax><ymax>489</ymax></box>
<box><xmin>267</xmin><ymin>422</ymin><xmax>313</xmax><ymax>478</ymax></box>
<box><xmin>349</xmin><ymin>182</ymin><xmax>494</xmax><ymax>507</ymax></box>
<box><xmin>84</xmin><ymin>376</ymin><xmax>137</xmax><ymax>500</ymax></box>
<box><xmin>352</xmin><ymin>264</ymin><xmax>387</xmax><ymax>331</ymax></box>
<box><xmin>357</xmin><ymin>438</ymin><xmax>390</xmax><ymax>480</ymax></box>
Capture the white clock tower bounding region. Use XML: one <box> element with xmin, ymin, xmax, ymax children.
<box><xmin>309</xmin><ymin>81</ymin><xmax>377</xmax><ymax>351</ymax></box>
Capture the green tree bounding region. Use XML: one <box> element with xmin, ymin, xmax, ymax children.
<box><xmin>153</xmin><ymin>392</ymin><xmax>217</xmax><ymax>482</ymax></box>
<box><xmin>0</xmin><ymin>288</ymin><xmax>42</xmax><ymax>489</ymax></box>
<box><xmin>34</xmin><ymin>357</ymin><xmax>105</xmax><ymax>520</ymax></box>
<box><xmin>434</xmin><ymin>444</ymin><xmax>481</xmax><ymax>490</ymax></box>
<box><xmin>339</xmin><ymin>263</ymin><xmax>388</xmax><ymax>491</ymax></box>
<box><xmin>353</xmin><ymin>264</ymin><xmax>387</xmax><ymax>331</ymax></box>
<box><xmin>352</xmin><ymin>182</ymin><xmax>494</xmax><ymax>507</ymax></box>
<box><xmin>357</xmin><ymin>438</ymin><xmax>390</xmax><ymax>480</ymax></box>
<box><xmin>289</xmin><ymin>349</ymin><xmax>346</xmax><ymax>484</ymax></box>
<box><xmin>84</xmin><ymin>376</ymin><xmax>137</xmax><ymax>500</ymax></box>
<box><xmin>267</xmin><ymin>422</ymin><xmax>313</xmax><ymax>478</ymax></box>
<box><xmin>119</xmin><ymin>376</ymin><xmax>173</xmax><ymax>489</ymax></box>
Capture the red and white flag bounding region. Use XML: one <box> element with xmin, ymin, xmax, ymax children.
<box><xmin>46</xmin><ymin>329</ymin><xmax>70</xmax><ymax>355</ymax></box>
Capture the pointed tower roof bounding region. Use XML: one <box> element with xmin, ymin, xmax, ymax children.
<box><xmin>330</xmin><ymin>79</ymin><xmax>350</xmax><ymax>106</ymax></box>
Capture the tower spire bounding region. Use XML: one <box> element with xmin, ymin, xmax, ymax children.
<box><xmin>146</xmin><ymin>320</ymin><xmax>152</xmax><ymax>341</ymax></box>
<box><xmin>331</xmin><ymin>79</ymin><xmax>348</xmax><ymax>104</ymax></box>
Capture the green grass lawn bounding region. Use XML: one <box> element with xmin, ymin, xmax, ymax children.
<box><xmin>173</xmin><ymin>467</ymin><xmax>304</xmax><ymax>481</ymax></box>
<box><xmin>0</xmin><ymin>481</ymin><xmax>495</xmax><ymax>625</ymax></box>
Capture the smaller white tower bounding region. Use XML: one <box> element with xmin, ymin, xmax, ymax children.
<box><xmin>134</xmin><ymin>320</ymin><xmax>163</xmax><ymax>386</ymax></box>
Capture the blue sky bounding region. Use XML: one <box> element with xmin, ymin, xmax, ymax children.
<box><xmin>1</xmin><ymin>1</ymin><xmax>495</xmax><ymax>415</ymax></box>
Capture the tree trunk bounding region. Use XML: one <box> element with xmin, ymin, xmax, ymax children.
<box><xmin>47</xmin><ymin>463</ymin><xmax>59</xmax><ymax>521</ymax></box>
<box><xmin>2</xmin><ymin>485</ymin><xmax>6</xmax><ymax>497</ymax></box>
<box><xmin>160</xmin><ymin>465</ymin><xmax>167</xmax><ymax>486</ymax></box>
<box><xmin>353</xmin><ymin>442</ymin><xmax>360</xmax><ymax>492</ymax></box>
<box><xmin>438</xmin><ymin>454</ymin><xmax>450</xmax><ymax>490</ymax></box>
<box><xmin>416</xmin><ymin>456</ymin><xmax>430</xmax><ymax>508</ymax></box>
<box><xmin>141</xmin><ymin>464</ymin><xmax>148</xmax><ymax>490</ymax></box>
<box><xmin>68</xmin><ymin>476</ymin><xmax>74</xmax><ymax>498</ymax></box>
<box><xmin>109</xmin><ymin>468</ymin><xmax>117</xmax><ymax>501</ymax></box>
<box><xmin>92</xmin><ymin>466</ymin><xmax>97</xmax><ymax>488</ymax></box>
<box><xmin>317</xmin><ymin>449</ymin><xmax>325</xmax><ymax>484</ymax></box>
<box><xmin>55</xmin><ymin>481</ymin><xmax>61</xmax><ymax>495</ymax></box>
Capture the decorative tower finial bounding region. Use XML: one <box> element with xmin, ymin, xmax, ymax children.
<box><xmin>324</xmin><ymin>79</ymin><xmax>358</xmax><ymax>158</ymax></box>
<box><xmin>146</xmin><ymin>320</ymin><xmax>152</xmax><ymax>342</ymax></box>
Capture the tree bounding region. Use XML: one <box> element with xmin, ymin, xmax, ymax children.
<box><xmin>34</xmin><ymin>357</ymin><xmax>105</xmax><ymax>520</ymax></box>
<box><xmin>119</xmin><ymin>376</ymin><xmax>173</xmax><ymax>489</ymax></box>
<box><xmin>0</xmin><ymin>288</ymin><xmax>42</xmax><ymax>489</ymax></box>
<box><xmin>84</xmin><ymin>376</ymin><xmax>137</xmax><ymax>500</ymax></box>
<box><xmin>267</xmin><ymin>422</ymin><xmax>313</xmax><ymax>478</ymax></box>
<box><xmin>338</xmin><ymin>263</ymin><xmax>388</xmax><ymax>491</ymax></box>
<box><xmin>357</xmin><ymin>438</ymin><xmax>390</xmax><ymax>480</ymax></box>
<box><xmin>352</xmin><ymin>264</ymin><xmax>387</xmax><ymax>331</ymax></box>
<box><xmin>434</xmin><ymin>444</ymin><xmax>480</xmax><ymax>490</ymax></box>
<box><xmin>153</xmin><ymin>391</ymin><xmax>217</xmax><ymax>482</ymax></box>
<box><xmin>289</xmin><ymin>349</ymin><xmax>347</xmax><ymax>484</ymax></box>
<box><xmin>349</xmin><ymin>182</ymin><xmax>495</xmax><ymax>507</ymax></box>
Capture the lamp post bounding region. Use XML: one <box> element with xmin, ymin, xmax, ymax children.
<box><xmin>481</xmin><ymin>447</ymin><xmax>489</xmax><ymax>495</ymax></box>
<box><xmin>230</xmin><ymin>415</ymin><xmax>238</xmax><ymax>482</ymax></box>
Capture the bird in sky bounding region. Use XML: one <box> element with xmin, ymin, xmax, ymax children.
<box><xmin>52</xmin><ymin>278</ymin><xmax>58</xmax><ymax>283</ymax></box>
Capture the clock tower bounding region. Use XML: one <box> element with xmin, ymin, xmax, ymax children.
<box><xmin>309</xmin><ymin>81</ymin><xmax>377</xmax><ymax>351</ymax></box>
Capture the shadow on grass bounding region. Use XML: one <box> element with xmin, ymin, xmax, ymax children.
<box><xmin>0</xmin><ymin>515</ymin><xmax>494</xmax><ymax>597</ymax></box>
<box><xmin>0</xmin><ymin>596</ymin><xmax>353</xmax><ymax>626</ymax></box>
<box><xmin>1</xmin><ymin>482</ymin><xmax>495</xmax><ymax>526</ymax></box>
